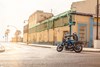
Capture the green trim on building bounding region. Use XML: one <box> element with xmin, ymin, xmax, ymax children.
<box><xmin>29</xmin><ymin>11</ymin><xmax>72</xmax><ymax>33</ymax></box>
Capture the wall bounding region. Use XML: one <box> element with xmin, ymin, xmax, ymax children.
<box><xmin>23</xmin><ymin>33</ymin><xmax>27</xmax><ymax>43</ymax></box>
<box><xmin>27</xmin><ymin>15</ymin><xmax>91</xmax><ymax>46</ymax></box>
<box><xmin>28</xmin><ymin>10</ymin><xmax>53</xmax><ymax>29</ymax></box>
<box><xmin>93</xmin><ymin>26</ymin><xmax>100</xmax><ymax>40</ymax></box>
<box><xmin>94</xmin><ymin>17</ymin><xmax>100</xmax><ymax>23</ymax></box>
<box><xmin>75</xmin><ymin>15</ymin><xmax>90</xmax><ymax>39</ymax></box>
<box><xmin>71</xmin><ymin>0</ymin><xmax>100</xmax><ymax>15</ymax></box>
<box><xmin>93</xmin><ymin>17</ymin><xmax>100</xmax><ymax>40</ymax></box>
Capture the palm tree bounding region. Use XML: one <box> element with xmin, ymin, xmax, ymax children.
<box><xmin>5</xmin><ymin>29</ymin><xmax>10</xmax><ymax>42</ymax></box>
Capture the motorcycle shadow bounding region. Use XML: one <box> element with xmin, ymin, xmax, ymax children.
<box><xmin>60</xmin><ymin>50</ymin><xmax>86</xmax><ymax>54</ymax></box>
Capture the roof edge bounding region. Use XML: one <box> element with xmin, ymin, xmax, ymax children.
<box><xmin>71</xmin><ymin>11</ymin><xmax>93</xmax><ymax>17</ymax></box>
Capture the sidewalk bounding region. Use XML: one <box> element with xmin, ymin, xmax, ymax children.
<box><xmin>29</xmin><ymin>44</ymin><xmax>56</xmax><ymax>48</ymax></box>
<box><xmin>20</xmin><ymin>43</ymin><xmax>100</xmax><ymax>52</ymax></box>
<box><xmin>83</xmin><ymin>48</ymin><xmax>100</xmax><ymax>52</ymax></box>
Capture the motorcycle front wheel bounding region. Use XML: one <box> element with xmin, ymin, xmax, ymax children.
<box><xmin>56</xmin><ymin>45</ymin><xmax>63</xmax><ymax>52</ymax></box>
<box><xmin>74</xmin><ymin>43</ymin><xmax>83</xmax><ymax>53</ymax></box>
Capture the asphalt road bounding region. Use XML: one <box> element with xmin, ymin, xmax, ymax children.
<box><xmin>0</xmin><ymin>42</ymin><xmax>100</xmax><ymax>67</ymax></box>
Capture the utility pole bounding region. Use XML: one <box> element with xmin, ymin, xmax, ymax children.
<box><xmin>53</xmin><ymin>19</ymin><xmax>55</xmax><ymax>45</ymax></box>
<box><xmin>27</xmin><ymin>23</ymin><xmax>29</xmax><ymax>44</ymax></box>
<box><xmin>96</xmin><ymin>0</ymin><xmax>99</xmax><ymax>40</ymax></box>
<box><xmin>5</xmin><ymin>29</ymin><xmax>10</xmax><ymax>42</ymax></box>
<box><xmin>24</xmin><ymin>20</ymin><xmax>29</xmax><ymax>45</ymax></box>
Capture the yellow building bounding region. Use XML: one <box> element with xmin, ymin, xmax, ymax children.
<box><xmin>23</xmin><ymin>10</ymin><xmax>53</xmax><ymax>43</ymax></box>
<box><xmin>71</xmin><ymin>0</ymin><xmax>100</xmax><ymax>15</ymax></box>
<box><xmin>23</xmin><ymin>10</ymin><xmax>95</xmax><ymax>47</ymax></box>
<box><xmin>23</xmin><ymin>0</ymin><xmax>100</xmax><ymax>47</ymax></box>
<box><xmin>29</xmin><ymin>10</ymin><xmax>53</xmax><ymax>29</ymax></box>
<box><xmin>11</xmin><ymin>36</ymin><xmax>23</xmax><ymax>42</ymax></box>
<box><xmin>71</xmin><ymin>0</ymin><xmax>100</xmax><ymax>45</ymax></box>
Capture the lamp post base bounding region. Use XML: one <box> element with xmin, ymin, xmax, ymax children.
<box><xmin>94</xmin><ymin>40</ymin><xmax>100</xmax><ymax>49</ymax></box>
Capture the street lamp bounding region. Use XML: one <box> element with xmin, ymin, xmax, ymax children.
<box><xmin>5</xmin><ymin>29</ymin><xmax>10</xmax><ymax>42</ymax></box>
<box><xmin>24</xmin><ymin>20</ymin><xmax>29</xmax><ymax>44</ymax></box>
<box><xmin>96</xmin><ymin>0</ymin><xmax>99</xmax><ymax>40</ymax></box>
<box><xmin>7</xmin><ymin>25</ymin><xmax>17</xmax><ymax>30</ymax></box>
<box><xmin>52</xmin><ymin>18</ymin><xmax>55</xmax><ymax>45</ymax></box>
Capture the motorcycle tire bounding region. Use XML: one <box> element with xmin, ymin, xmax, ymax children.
<box><xmin>56</xmin><ymin>45</ymin><xmax>63</xmax><ymax>52</ymax></box>
<box><xmin>74</xmin><ymin>43</ymin><xmax>83</xmax><ymax>53</ymax></box>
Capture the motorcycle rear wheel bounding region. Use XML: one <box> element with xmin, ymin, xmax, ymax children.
<box><xmin>74</xmin><ymin>43</ymin><xmax>83</xmax><ymax>53</ymax></box>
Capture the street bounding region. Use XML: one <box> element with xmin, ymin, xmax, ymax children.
<box><xmin>0</xmin><ymin>42</ymin><xmax>100</xmax><ymax>67</ymax></box>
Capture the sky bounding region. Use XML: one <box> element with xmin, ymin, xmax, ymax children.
<box><xmin>0</xmin><ymin>0</ymin><xmax>83</xmax><ymax>41</ymax></box>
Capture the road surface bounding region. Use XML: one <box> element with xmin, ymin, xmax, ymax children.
<box><xmin>0</xmin><ymin>42</ymin><xmax>100</xmax><ymax>67</ymax></box>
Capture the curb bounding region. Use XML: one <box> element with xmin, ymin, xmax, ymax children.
<box><xmin>83</xmin><ymin>49</ymin><xmax>100</xmax><ymax>53</ymax></box>
<box><xmin>20</xmin><ymin>43</ymin><xmax>56</xmax><ymax>48</ymax></box>
<box><xmin>29</xmin><ymin>45</ymin><xmax>52</xmax><ymax>48</ymax></box>
<box><xmin>83</xmin><ymin>50</ymin><xmax>100</xmax><ymax>53</ymax></box>
<box><xmin>30</xmin><ymin>45</ymin><xmax>100</xmax><ymax>52</ymax></box>
<box><xmin>20</xmin><ymin>43</ymin><xmax>100</xmax><ymax>52</ymax></box>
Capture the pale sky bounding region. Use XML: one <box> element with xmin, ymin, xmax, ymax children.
<box><xmin>0</xmin><ymin>0</ymin><xmax>83</xmax><ymax>41</ymax></box>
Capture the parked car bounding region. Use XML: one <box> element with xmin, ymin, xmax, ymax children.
<box><xmin>0</xmin><ymin>44</ymin><xmax>5</xmax><ymax>52</ymax></box>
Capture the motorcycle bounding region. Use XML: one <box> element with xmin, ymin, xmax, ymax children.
<box><xmin>56</xmin><ymin>33</ymin><xmax>83</xmax><ymax>53</ymax></box>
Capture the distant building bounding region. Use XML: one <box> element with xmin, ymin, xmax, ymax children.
<box><xmin>29</xmin><ymin>10</ymin><xmax>53</xmax><ymax>29</ymax></box>
<box><xmin>23</xmin><ymin>10</ymin><xmax>53</xmax><ymax>43</ymax></box>
<box><xmin>11</xmin><ymin>36</ymin><xmax>23</xmax><ymax>42</ymax></box>
<box><xmin>11</xmin><ymin>30</ymin><xmax>22</xmax><ymax>42</ymax></box>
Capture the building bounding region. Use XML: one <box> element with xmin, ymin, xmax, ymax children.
<box><xmin>23</xmin><ymin>10</ymin><xmax>94</xmax><ymax>47</ymax></box>
<box><xmin>71</xmin><ymin>0</ymin><xmax>100</xmax><ymax>15</ymax></box>
<box><xmin>23</xmin><ymin>0</ymin><xmax>100</xmax><ymax>47</ymax></box>
<box><xmin>29</xmin><ymin>10</ymin><xmax>53</xmax><ymax>29</ymax></box>
<box><xmin>23</xmin><ymin>10</ymin><xmax>53</xmax><ymax>43</ymax></box>
<box><xmin>11</xmin><ymin>30</ymin><xmax>22</xmax><ymax>42</ymax></box>
<box><xmin>71</xmin><ymin>0</ymin><xmax>100</xmax><ymax>40</ymax></box>
<box><xmin>11</xmin><ymin>36</ymin><xmax>23</xmax><ymax>42</ymax></box>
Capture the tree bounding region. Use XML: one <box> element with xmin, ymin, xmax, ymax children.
<box><xmin>15</xmin><ymin>30</ymin><xmax>21</xmax><ymax>36</ymax></box>
<box><xmin>5</xmin><ymin>29</ymin><xmax>10</xmax><ymax>42</ymax></box>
